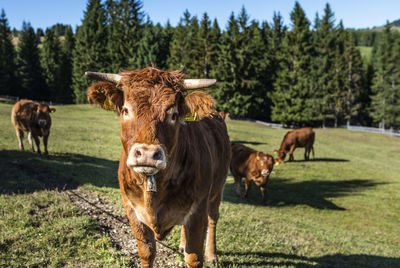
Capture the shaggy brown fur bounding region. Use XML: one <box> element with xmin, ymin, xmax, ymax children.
<box><xmin>230</xmin><ymin>143</ymin><xmax>274</xmax><ymax>203</ymax></box>
<box><xmin>87</xmin><ymin>67</ymin><xmax>231</xmax><ymax>268</ymax></box>
<box><xmin>274</xmin><ymin>127</ymin><xmax>315</xmax><ymax>163</ymax></box>
<box><xmin>11</xmin><ymin>99</ymin><xmax>56</xmax><ymax>154</ymax></box>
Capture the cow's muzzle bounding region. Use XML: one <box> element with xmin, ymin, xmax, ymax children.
<box><xmin>126</xmin><ymin>144</ymin><xmax>167</xmax><ymax>176</ymax></box>
<box><xmin>38</xmin><ymin>119</ymin><xmax>47</xmax><ymax>127</ymax></box>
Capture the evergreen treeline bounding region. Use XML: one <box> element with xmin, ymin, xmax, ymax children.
<box><xmin>0</xmin><ymin>1</ymin><xmax>400</xmax><ymax>129</ymax></box>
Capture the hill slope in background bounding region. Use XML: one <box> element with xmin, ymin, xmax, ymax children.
<box><xmin>372</xmin><ymin>19</ymin><xmax>400</xmax><ymax>31</ymax></box>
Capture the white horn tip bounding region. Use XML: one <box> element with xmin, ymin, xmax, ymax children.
<box><xmin>183</xmin><ymin>79</ymin><xmax>217</xmax><ymax>89</ymax></box>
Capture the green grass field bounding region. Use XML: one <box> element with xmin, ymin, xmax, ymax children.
<box><xmin>1</xmin><ymin>103</ymin><xmax>399</xmax><ymax>267</ymax></box>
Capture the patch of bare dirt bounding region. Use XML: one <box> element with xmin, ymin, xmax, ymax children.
<box><xmin>65</xmin><ymin>188</ymin><xmax>183</xmax><ymax>267</ymax></box>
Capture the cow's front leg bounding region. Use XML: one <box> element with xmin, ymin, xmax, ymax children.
<box><xmin>179</xmin><ymin>225</ymin><xmax>186</xmax><ymax>252</ymax></box>
<box><xmin>260</xmin><ymin>185</ymin><xmax>267</xmax><ymax>203</ymax></box>
<box><xmin>244</xmin><ymin>178</ymin><xmax>252</xmax><ymax>200</ymax></box>
<box><xmin>125</xmin><ymin>203</ymin><xmax>156</xmax><ymax>268</ymax></box>
<box><xmin>183</xmin><ymin>205</ymin><xmax>208</xmax><ymax>268</ymax></box>
<box><xmin>233</xmin><ymin>174</ymin><xmax>243</xmax><ymax>198</ymax></box>
<box><xmin>288</xmin><ymin>145</ymin><xmax>296</xmax><ymax>161</ymax></box>
<box><xmin>32</xmin><ymin>135</ymin><xmax>41</xmax><ymax>154</ymax></box>
<box><xmin>28</xmin><ymin>132</ymin><xmax>35</xmax><ymax>152</ymax></box>
<box><xmin>43</xmin><ymin>134</ymin><xmax>49</xmax><ymax>155</ymax></box>
<box><xmin>205</xmin><ymin>193</ymin><xmax>222</xmax><ymax>264</ymax></box>
<box><xmin>15</xmin><ymin>129</ymin><xmax>24</xmax><ymax>150</ymax></box>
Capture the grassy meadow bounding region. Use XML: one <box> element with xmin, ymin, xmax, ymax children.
<box><xmin>0</xmin><ymin>102</ymin><xmax>399</xmax><ymax>267</ymax></box>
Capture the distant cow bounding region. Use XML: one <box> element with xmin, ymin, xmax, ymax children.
<box><xmin>218</xmin><ymin>111</ymin><xmax>230</xmax><ymax>120</ymax></box>
<box><xmin>86</xmin><ymin>67</ymin><xmax>231</xmax><ymax>267</ymax></box>
<box><xmin>230</xmin><ymin>143</ymin><xmax>274</xmax><ymax>203</ymax></box>
<box><xmin>274</xmin><ymin>127</ymin><xmax>315</xmax><ymax>163</ymax></box>
<box><xmin>11</xmin><ymin>99</ymin><xmax>56</xmax><ymax>155</ymax></box>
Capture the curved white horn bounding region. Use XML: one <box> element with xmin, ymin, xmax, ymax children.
<box><xmin>85</xmin><ymin>71</ymin><xmax>121</xmax><ymax>83</ymax></box>
<box><xmin>183</xmin><ymin>79</ymin><xmax>216</xmax><ymax>89</ymax></box>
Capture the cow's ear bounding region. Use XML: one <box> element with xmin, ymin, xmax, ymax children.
<box><xmin>87</xmin><ymin>82</ymin><xmax>124</xmax><ymax>114</ymax></box>
<box><xmin>50</xmin><ymin>108</ymin><xmax>56</xmax><ymax>113</ymax></box>
<box><xmin>182</xmin><ymin>91</ymin><xmax>215</xmax><ymax>123</ymax></box>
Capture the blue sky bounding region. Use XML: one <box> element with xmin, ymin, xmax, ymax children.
<box><xmin>1</xmin><ymin>0</ymin><xmax>399</xmax><ymax>30</ymax></box>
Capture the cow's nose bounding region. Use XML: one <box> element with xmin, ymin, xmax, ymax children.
<box><xmin>134</xmin><ymin>147</ymin><xmax>143</xmax><ymax>158</ymax></box>
<box><xmin>127</xmin><ymin>144</ymin><xmax>167</xmax><ymax>175</ymax></box>
<box><xmin>133</xmin><ymin>147</ymin><xmax>163</xmax><ymax>161</ymax></box>
<box><xmin>153</xmin><ymin>149</ymin><xmax>163</xmax><ymax>160</ymax></box>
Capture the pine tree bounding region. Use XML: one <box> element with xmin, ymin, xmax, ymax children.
<box><xmin>213</xmin><ymin>7</ymin><xmax>267</xmax><ymax>119</ymax></box>
<box><xmin>106</xmin><ymin>0</ymin><xmax>144</xmax><ymax>72</ymax></box>
<box><xmin>208</xmin><ymin>19</ymin><xmax>221</xmax><ymax>78</ymax></box>
<box><xmin>370</xmin><ymin>24</ymin><xmax>400</xmax><ymax>129</ymax></box>
<box><xmin>0</xmin><ymin>9</ymin><xmax>17</xmax><ymax>96</ymax></box>
<box><xmin>212</xmin><ymin>13</ymin><xmax>241</xmax><ymax>114</ymax></box>
<box><xmin>262</xmin><ymin>12</ymin><xmax>286</xmax><ymax>121</ymax></box>
<box><xmin>198</xmin><ymin>12</ymin><xmax>216</xmax><ymax>78</ymax></box>
<box><xmin>41</xmin><ymin>28</ymin><xmax>63</xmax><ymax>102</ymax></box>
<box><xmin>168</xmin><ymin>10</ymin><xmax>202</xmax><ymax>77</ymax></box>
<box><xmin>271</xmin><ymin>2</ymin><xmax>313</xmax><ymax>125</ymax></box>
<box><xmin>167</xmin><ymin>11</ymin><xmax>189</xmax><ymax>71</ymax></box>
<box><xmin>331</xmin><ymin>22</ymin><xmax>347</xmax><ymax>127</ymax></box>
<box><xmin>312</xmin><ymin>3</ymin><xmax>336</xmax><ymax>127</ymax></box>
<box><xmin>342</xmin><ymin>31</ymin><xmax>363</xmax><ymax>126</ymax></box>
<box><xmin>72</xmin><ymin>0</ymin><xmax>108</xmax><ymax>103</ymax></box>
<box><xmin>58</xmin><ymin>26</ymin><xmax>75</xmax><ymax>103</ymax></box>
<box><xmin>135</xmin><ymin>19</ymin><xmax>169</xmax><ymax>69</ymax></box>
<box><xmin>159</xmin><ymin>21</ymin><xmax>174</xmax><ymax>70</ymax></box>
<box><xmin>245</xmin><ymin>20</ymin><xmax>269</xmax><ymax>119</ymax></box>
<box><xmin>121</xmin><ymin>0</ymin><xmax>144</xmax><ymax>68</ymax></box>
<box><xmin>17</xmin><ymin>21</ymin><xmax>46</xmax><ymax>100</ymax></box>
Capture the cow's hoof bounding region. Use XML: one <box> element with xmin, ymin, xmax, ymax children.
<box><xmin>205</xmin><ymin>255</ymin><xmax>217</xmax><ymax>264</ymax></box>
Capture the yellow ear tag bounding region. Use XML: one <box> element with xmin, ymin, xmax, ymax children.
<box><xmin>184</xmin><ymin>112</ymin><xmax>198</xmax><ymax>122</ymax></box>
<box><xmin>274</xmin><ymin>161</ymin><xmax>280</xmax><ymax>166</ymax></box>
<box><xmin>103</xmin><ymin>96</ymin><xmax>116</xmax><ymax>111</ymax></box>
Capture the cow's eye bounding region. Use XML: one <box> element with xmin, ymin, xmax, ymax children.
<box><xmin>169</xmin><ymin>112</ymin><xmax>179</xmax><ymax>124</ymax></box>
<box><xmin>122</xmin><ymin>108</ymin><xmax>128</xmax><ymax>115</ymax></box>
<box><xmin>171</xmin><ymin>113</ymin><xmax>178</xmax><ymax>122</ymax></box>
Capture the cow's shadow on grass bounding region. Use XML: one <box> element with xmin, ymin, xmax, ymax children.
<box><xmin>0</xmin><ymin>150</ymin><xmax>119</xmax><ymax>194</ymax></box>
<box><xmin>231</xmin><ymin>140</ymin><xmax>267</xmax><ymax>146</ymax></box>
<box><xmin>223</xmin><ymin>177</ymin><xmax>384</xmax><ymax>210</ymax></box>
<box><xmin>290</xmin><ymin>157</ymin><xmax>350</xmax><ymax>162</ymax></box>
<box><xmin>218</xmin><ymin>251</ymin><xmax>400</xmax><ymax>267</ymax></box>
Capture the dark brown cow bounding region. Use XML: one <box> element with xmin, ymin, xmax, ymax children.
<box><xmin>230</xmin><ymin>143</ymin><xmax>274</xmax><ymax>203</ymax></box>
<box><xmin>86</xmin><ymin>67</ymin><xmax>231</xmax><ymax>268</ymax></box>
<box><xmin>274</xmin><ymin>127</ymin><xmax>315</xmax><ymax>163</ymax></box>
<box><xmin>11</xmin><ymin>99</ymin><xmax>56</xmax><ymax>154</ymax></box>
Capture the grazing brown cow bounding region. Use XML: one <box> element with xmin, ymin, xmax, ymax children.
<box><xmin>274</xmin><ymin>127</ymin><xmax>315</xmax><ymax>163</ymax></box>
<box><xmin>11</xmin><ymin>99</ymin><xmax>56</xmax><ymax>154</ymax></box>
<box><xmin>230</xmin><ymin>143</ymin><xmax>274</xmax><ymax>203</ymax></box>
<box><xmin>86</xmin><ymin>67</ymin><xmax>231</xmax><ymax>268</ymax></box>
